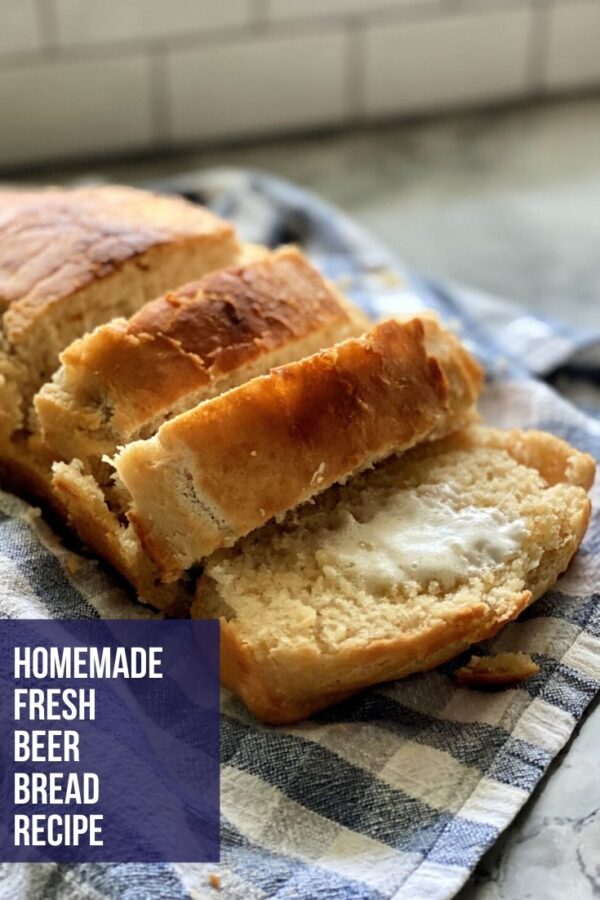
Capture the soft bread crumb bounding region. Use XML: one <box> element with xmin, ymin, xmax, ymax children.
<box><xmin>455</xmin><ymin>651</ymin><xmax>540</xmax><ymax>688</ymax></box>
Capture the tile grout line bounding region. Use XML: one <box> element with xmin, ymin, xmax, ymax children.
<box><xmin>34</xmin><ymin>0</ymin><xmax>60</xmax><ymax>56</ymax></box>
<box><xmin>249</xmin><ymin>0</ymin><xmax>269</xmax><ymax>31</ymax></box>
<box><xmin>147</xmin><ymin>42</ymin><xmax>172</xmax><ymax>148</ymax></box>
<box><xmin>344</xmin><ymin>17</ymin><xmax>366</xmax><ymax>124</ymax></box>
<box><xmin>527</xmin><ymin>0</ymin><xmax>552</xmax><ymax>94</ymax></box>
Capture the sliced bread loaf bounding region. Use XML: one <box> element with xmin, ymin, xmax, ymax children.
<box><xmin>192</xmin><ymin>426</ymin><xmax>595</xmax><ymax>723</ymax></box>
<box><xmin>46</xmin><ymin>248</ymin><xmax>368</xmax><ymax>608</ymax></box>
<box><xmin>113</xmin><ymin>316</ymin><xmax>482</xmax><ymax>582</ymax></box>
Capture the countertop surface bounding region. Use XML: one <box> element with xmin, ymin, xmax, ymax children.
<box><xmin>9</xmin><ymin>95</ymin><xmax>600</xmax><ymax>899</ymax></box>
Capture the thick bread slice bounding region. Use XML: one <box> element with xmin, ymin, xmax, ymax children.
<box><xmin>192</xmin><ymin>426</ymin><xmax>595</xmax><ymax>724</ymax></box>
<box><xmin>35</xmin><ymin>247</ymin><xmax>368</xmax><ymax>476</ymax></box>
<box><xmin>0</xmin><ymin>185</ymin><xmax>238</xmax><ymax>444</ymax></box>
<box><xmin>114</xmin><ymin>317</ymin><xmax>482</xmax><ymax>581</ymax></box>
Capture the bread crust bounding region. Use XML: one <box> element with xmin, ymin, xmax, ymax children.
<box><xmin>116</xmin><ymin>317</ymin><xmax>481</xmax><ymax>580</ymax></box>
<box><xmin>194</xmin><ymin>427</ymin><xmax>594</xmax><ymax>724</ymax></box>
<box><xmin>35</xmin><ymin>247</ymin><xmax>368</xmax><ymax>466</ymax></box>
<box><xmin>0</xmin><ymin>185</ymin><xmax>235</xmax><ymax>331</ymax></box>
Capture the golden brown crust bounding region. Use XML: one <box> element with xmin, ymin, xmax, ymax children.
<box><xmin>0</xmin><ymin>185</ymin><xmax>234</xmax><ymax>334</ymax></box>
<box><xmin>125</xmin><ymin>245</ymin><xmax>356</xmax><ymax>356</ymax></box>
<box><xmin>35</xmin><ymin>247</ymin><xmax>368</xmax><ymax>462</ymax></box>
<box><xmin>196</xmin><ymin>427</ymin><xmax>593</xmax><ymax>724</ymax></box>
<box><xmin>455</xmin><ymin>652</ymin><xmax>540</xmax><ymax>688</ymax></box>
<box><xmin>116</xmin><ymin>317</ymin><xmax>477</xmax><ymax>580</ymax></box>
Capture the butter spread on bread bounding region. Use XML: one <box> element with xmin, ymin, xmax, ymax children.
<box><xmin>319</xmin><ymin>490</ymin><xmax>527</xmax><ymax>593</ymax></box>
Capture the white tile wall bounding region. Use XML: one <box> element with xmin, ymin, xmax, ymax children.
<box><xmin>267</xmin><ymin>0</ymin><xmax>420</xmax><ymax>20</ymax></box>
<box><xmin>0</xmin><ymin>56</ymin><xmax>153</xmax><ymax>166</ymax></box>
<box><xmin>545</xmin><ymin>1</ymin><xmax>600</xmax><ymax>90</ymax></box>
<box><xmin>364</xmin><ymin>10</ymin><xmax>534</xmax><ymax>116</ymax></box>
<box><xmin>0</xmin><ymin>0</ymin><xmax>40</xmax><ymax>55</ymax></box>
<box><xmin>0</xmin><ymin>0</ymin><xmax>597</xmax><ymax>168</ymax></box>
<box><xmin>54</xmin><ymin>0</ymin><xmax>251</xmax><ymax>45</ymax></box>
<box><xmin>167</xmin><ymin>31</ymin><xmax>347</xmax><ymax>142</ymax></box>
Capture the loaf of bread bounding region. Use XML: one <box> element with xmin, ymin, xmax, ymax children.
<box><xmin>46</xmin><ymin>248</ymin><xmax>369</xmax><ymax>608</ymax></box>
<box><xmin>113</xmin><ymin>316</ymin><xmax>483</xmax><ymax>582</ymax></box>
<box><xmin>35</xmin><ymin>247</ymin><xmax>368</xmax><ymax>478</ymax></box>
<box><xmin>192</xmin><ymin>426</ymin><xmax>595</xmax><ymax>723</ymax></box>
<box><xmin>0</xmin><ymin>185</ymin><xmax>239</xmax><ymax>505</ymax></box>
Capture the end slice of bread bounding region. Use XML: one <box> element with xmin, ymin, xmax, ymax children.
<box><xmin>192</xmin><ymin>426</ymin><xmax>594</xmax><ymax>724</ymax></box>
<box><xmin>114</xmin><ymin>316</ymin><xmax>482</xmax><ymax>582</ymax></box>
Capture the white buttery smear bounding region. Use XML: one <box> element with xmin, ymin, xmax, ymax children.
<box><xmin>318</xmin><ymin>490</ymin><xmax>527</xmax><ymax>594</ymax></box>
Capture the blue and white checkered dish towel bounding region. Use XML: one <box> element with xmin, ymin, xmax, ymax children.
<box><xmin>1</xmin><ymin>170</ymin><xmax>600</xmax><ymax>900</ymax></box>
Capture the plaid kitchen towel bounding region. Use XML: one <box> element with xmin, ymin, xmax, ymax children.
<box><xmin>1</xmin><ymin>170</ymin><xmax>600</xmax><ymax>900</ymax></box>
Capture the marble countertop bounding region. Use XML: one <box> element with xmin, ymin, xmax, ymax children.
<box><xmin>10</xmin><ymin>95</ymin><xmax>600</xmax><ymax>898</ymax></box>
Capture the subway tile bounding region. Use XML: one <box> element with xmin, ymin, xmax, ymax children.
<box><xmin>167</xmin><ymin>31</ymin><xmax>347</xmax><ymax>142</ymax></box>
<box><xmin>0</xmin><ymin>0</ymin><xmax>40</xmax><ymax>55</ymax></box>
<box><xmin>545</xmin><ymin>1</ymin><xmax>600</xmax><ymax>90</ymax></box>
<box><xmin>54</xmin><ymin>0</ymin><xmax>250</xmax><ymax>46</ymax></box>
<box><xmin>364</xmin><ymin>10</ymin><xmax>534</xmax><ymax>117</ymax></box>
<box><xmin>268</xmin><ymin>0</ymin><xmax>416</xmax><ymax>20</ymax></box>
<box><xmin>0</xmin><ymin>56</ymin><xmax>153</xmax><ymax>167</ymax></box>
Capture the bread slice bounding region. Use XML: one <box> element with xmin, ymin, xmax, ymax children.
<box><xmin>113</xmin><ymin>317</ymin><xmax>483</xmax><ymax>582</ymax></box>
<box><xmin>0</xmin><ymin>185</ymin><xmax>239</xmax><ymax>507</ymax></box>
<box><xmin>35</xmin><ymin>247</ymin><xmax>368</xmax><ymax>479</ymax></box>
<box><xmin>192</xmin><ymin>426</ymin><xmax>595</xmax><ymax>724</ymax></box>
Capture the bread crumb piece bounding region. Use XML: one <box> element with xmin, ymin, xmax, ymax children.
<box><xmin>310</xmin><ymin>462</ymin><xmax>326</xmax><ymax>486</ymax></box>
<box><xmin>250</xmin><ymin>450</ymin><xmax>257</xmax><ymax>457</ymax></box>
<box><xmin>456</xmin><ymin>652</ymin><xmax>539</xmax><ymax>688</ymax></box>
<box><xmin>65</xmin><ymin>556</ymin><xmax>82</xmax><ymax>576</ymax></box>
<box><xmin>208</xmin><ymin>872</ymin><xmax>221</xmax><ymax>889</ymax></box>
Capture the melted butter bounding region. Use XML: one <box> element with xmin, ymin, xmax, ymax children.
<box><xmin>317</xmin><ymin>491</ymin><xmax>527</xmax><ymax>594</ymax></box>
